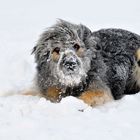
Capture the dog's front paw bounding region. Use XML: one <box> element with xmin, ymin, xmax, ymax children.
<box><xmin>45</xmin><ymin>87</ymin><xmax>62</xmax><ymax>103</ymax></box>
<box><xmin>79</xmin><ymin>90</ymin><xmax>113</xmax><ymax>107</ymax></box>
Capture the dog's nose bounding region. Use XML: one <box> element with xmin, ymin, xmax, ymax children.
<box><xmin>64</xmin><ymin>60</ymin><xmax>77</xmax><ymax>70</ymax></box>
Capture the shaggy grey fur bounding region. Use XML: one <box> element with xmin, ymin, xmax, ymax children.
<box><xmin>32</xmin><ymin>20</ymin><xmax>140</xmax><ymax>100</ymax></box>
<box><xmin>91</xmin><ymin>29</ymin><xmax>140</xmax><ymax>99</ymax></box>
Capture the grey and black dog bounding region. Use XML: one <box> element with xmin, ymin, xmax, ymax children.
<box><xmin>32</xmin><ymin>20</ymin><xmax>140</xmax><ymax>106</ymax></box>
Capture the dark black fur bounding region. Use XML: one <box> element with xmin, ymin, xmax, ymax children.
<box><xmin>91</xmin><ymin>29</ymin><xmax>140</xmax><ymax>99</ymax></box>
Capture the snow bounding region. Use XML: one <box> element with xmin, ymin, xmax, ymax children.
<box><xmin>0</xmin><ymin>95</ymin><xmax>140</xmax><ymax>140</ymax></box>
<box><xmin>0</xmin><ymin>0</ymin><xmax>140</xmax><ymax>140</ymax></box>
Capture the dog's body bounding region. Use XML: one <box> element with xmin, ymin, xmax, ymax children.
<box><xmin>32</xmin><ymin>20</ymin><xmax>140</xmax><ymax>106</ymax></box>
<box><xmin>92</xmin><ymin>29</ymin><xmax>140</xmax><ymax>99</ymax></box>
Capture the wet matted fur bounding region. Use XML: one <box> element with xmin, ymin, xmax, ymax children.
<box><xmin>31</xmin><ymin>20</ymin><xmax>140</xmax><ymax>107</ymax></box>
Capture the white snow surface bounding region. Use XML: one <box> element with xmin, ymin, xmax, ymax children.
<box><xmin>0</xmin><ymin>0</ymin><xmax>140</xmax><ymax>140</ymax></box>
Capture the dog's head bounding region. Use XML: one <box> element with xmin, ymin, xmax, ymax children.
<box><xmin>33</xmin><ymin>20</ymin><xmax>97</xmax><ymax>87</ymax></box>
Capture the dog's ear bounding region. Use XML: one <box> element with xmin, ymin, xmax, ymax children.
<box><xmin>77</xmin><ymin>24</ymin><xmax>92</xmax><ymax>42</ymax></box>
<box><xmin>31</xmin><ymin>27</ymin><xmax>56</xmax><ymax>64</ymax></box>
<box><xmin>32</xmin><ymin>33</ymin><xmax>52</xmax><ymax>66</ymax></box>
<box><xmin>77</xmin><ymin>24</ymin><xmax>99</xmax><ymax>51</ymax></box>
<box><xmin>32</xmin><ymin>43</ymin><xmax>51</xmax><ymax>66</ymax></box>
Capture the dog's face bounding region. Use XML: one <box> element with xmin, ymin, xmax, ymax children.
<box><xmin>51</xmin><ymin>37</ymin><xmax>91</xmax><ymax>86</ymax></box>
<box><xmin>33</xmin><ymin>20</ymin><xmax>95</xmax><ymax>87</ymax></box>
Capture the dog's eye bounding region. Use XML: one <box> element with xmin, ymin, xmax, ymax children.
<box><xmin>73</xmin><ymin>44</ymin><xmax>80</xmax><ymax>51</ymax></box>
<box><xmin>53</xmin><ymin>47</ymin><xmax>60</xmax><ymax>54</ymax></box>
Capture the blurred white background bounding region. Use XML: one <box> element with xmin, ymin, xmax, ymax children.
<box><xmin>0</xmin><ymin>0</ymin><xmax>140</xmax><ymax>93</ymax></box>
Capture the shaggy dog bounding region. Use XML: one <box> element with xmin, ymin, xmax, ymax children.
<box><xmin>31</xmin><ymin>20</ymin><xmax>140</xmax><ymax>107</ymax></box>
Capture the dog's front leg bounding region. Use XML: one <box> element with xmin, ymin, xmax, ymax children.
<box><xmin>44</xmin><ymin>87</ymin><xmax>62</xmax><ymax>103</ymax></box>
<box><xmin>79</xmin><ymin>88</ymin><xmax>113</xmax><ymax>107</ymax></box>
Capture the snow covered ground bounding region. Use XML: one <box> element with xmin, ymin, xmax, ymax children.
<box><xmin>0</xmin><ymin>94</ymin><xmax>140</xmax><ymax>140</ymax></box>
<box><xmin>0</xmin><ymin>0</ymin><xmax>140</xmax><ymax>140</ymax></box>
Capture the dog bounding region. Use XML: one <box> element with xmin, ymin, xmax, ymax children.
<box><xmin>31</xmin><ymin>19</ymin><xmax>140</xmax><ymax>107</ymax></box>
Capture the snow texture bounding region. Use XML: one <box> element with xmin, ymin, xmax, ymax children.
<box><xmin>0</xmin><ymin>0</ymin><xmax>140</xmax><ymax>140</ymax></box>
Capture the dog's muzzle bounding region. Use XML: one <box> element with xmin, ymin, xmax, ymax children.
<box><xmin>60</xmin><ymin>52</ymin><xmax>80</xmax><ymax>75</ymax></box>
<box><xmin>64</xmin><ymin>58</ymin><xmax>77</xmax><ymax>71</ymax></box>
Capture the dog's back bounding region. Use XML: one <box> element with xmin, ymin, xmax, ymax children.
<box><xmin>92</xmin><ymin>29</ymin><xmax>140</xmax><ymax>99</ymax></box>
